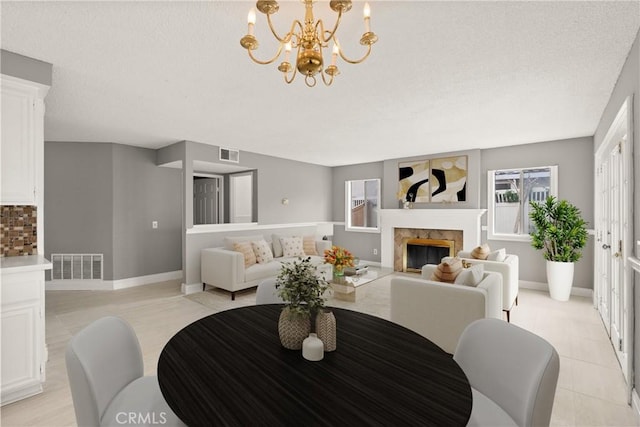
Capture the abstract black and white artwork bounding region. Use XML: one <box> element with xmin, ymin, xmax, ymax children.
<box><xmin>398</xmin><ymin>159</ymin><xmax>430</xmax><ymax>203</ymax></box>
<box><xmin>430</xmin><ymin>156</ymin><xmax>467</xmax><ymax>202</ymax></box>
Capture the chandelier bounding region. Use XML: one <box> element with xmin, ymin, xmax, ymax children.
<box><xmin>240</xmin><ymin>0</ymin><xmax>378</xmax><ymax>87</ymax></box>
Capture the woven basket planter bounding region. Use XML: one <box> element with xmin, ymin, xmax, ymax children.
<box><xmin>278</xmin><ymin>308</ymin><xmax>311</xmax><ymax>350</ymax></box>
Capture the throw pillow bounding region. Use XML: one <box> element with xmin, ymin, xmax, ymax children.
<box><xmin>454</xmin><ymin>264</ymin><xmax>485</xmax><ymax>287</ymax></box>
<box><xmin>233</xmin><ymin>242</ymin><xmax>257</xmax><ymax>268</ymax></box>
<box><xmin>487</xmin><ymin>248</ymin><xmax>507</xmax><ymax>262</ymax></box>
<box><xmin>271</xmin><ymin>234</ymin><xmax>286</xmax><ymax>258</ymax></box>
<box><xmin>251</xmin><ymin>240</ymin><xmax>274</xmax><ymax>264</ymax></box>
<box><xmin>280</xmin><ymin>236</ymin><xmax>305</xmax><ymax>258</ymax></box>
<box><xmin>471</xmin><ymin>243</ymin><xmax>491</xmax><ymax>260</ymax></box>
<box><xmin>431</xmin><ymin>257</ymin><xmax>463</xmax><ymax>283</ymax></box>
<box><xmin>303</xmin><ymin>236</ymin><xmax>318</xmax><ymax>256</ymax></box>
<box><xmin>224</xmin><ymin>234</ymin><xmax>264</xmax><ymax>251</ymax></box>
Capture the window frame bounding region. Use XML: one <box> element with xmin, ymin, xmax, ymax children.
<box><xmin>345</xmin><ymin>178</ymin><xmax>381</xmax><ymax>233</ymax></box>
<box><xmin>487</xmin><ymin>165</ymin><xmax>558</xmax><ymax>242</ymax></box>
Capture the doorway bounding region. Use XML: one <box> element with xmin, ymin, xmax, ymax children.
<box><xmin>193</xmin><ymin>174</ymin><xmax>223</xmax><ymax>225</ymax></box>
<box><xmin>594</xmin><ymin>96</ymin><xmax>634</xmax><ymax>394</ymax></box>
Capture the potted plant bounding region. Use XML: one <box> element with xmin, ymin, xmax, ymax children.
<box><xmin>275</xmin><ymin>257</ymin><xmax>330</xmax><ymax>349</ymax></box>
<box><xmin>529</xmin><ymin>196</ymin><xmax>588</xmax><ymax>301</ymax></box>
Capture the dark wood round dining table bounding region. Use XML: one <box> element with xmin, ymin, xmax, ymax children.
<box><xmin>158</xmin><ymin>305</ymin><xmax>472</xmax><ymax>426</ymax></box>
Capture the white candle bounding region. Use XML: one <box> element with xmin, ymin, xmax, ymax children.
<box><xmin>363</xmin><ymin>3</ymin><xmax>371</xmax><ymax>33</ymax></box>
<box><xmin>284</xmin><ymin>42</ymin><xmax>292</xmax><ymax>62</ymax></box>
<box><xmin>247</xmin><ymin>9</ymin><xmax>256</xmax><ymax>35</ymax></box>
<box><xmin>331</xmin><ymin>43</ymin><xmax>339</xmax><ymax>66</ymax></box>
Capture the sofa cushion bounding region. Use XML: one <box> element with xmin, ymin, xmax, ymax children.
<box><xmin>431</xmin><ymin>257</ymin><xmax>463</xmax><ymax>283</ymax></box>
<box><xmin>225</xmin><ymin>234</ymin><xmax>264</xmax><ymax>251</ymax></box>
<box><xmin>245</xmin><ymin>261</ymin><xmax>282</xmax><ymax>283</ymax></box>
<box><xmin>487</xmin><ymin>248</ymin><xmax>507</xmax><ymax>262</ymax></box>
<box><xmin>281</xmin><ymin>236</ymin><xmax>305</xmax><ymax>258</ymax></box>
<box><xmin>233</xmin><ymin>242</ymin><xmax>256</xmax><ymax>268</ymax></box>
<box><xmin>251</xmin><ymin>240</ymin><xmax>274</xmax><ymax>264</ymax></box>
<box><xmin>471</xmin><ymin>243</ymin><xmax>491</xmax><ymax>260</ymax></box>
<box><xmin>454</xmin><ymin>264</ymin><xmax>485</xmax><ymax>287</ymax></box>
<box><xmin>303</xmin><ymin>236</ymin><xmax>318</xmax><ymax>256</ymax></box>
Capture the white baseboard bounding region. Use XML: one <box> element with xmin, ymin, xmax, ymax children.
<box><xmin>182</xmin><ymin>282</ymin><xmax>203</xmax><ymax>295</ymax></box>
<box><xmin>632</xmin><ymin>389</ymin><xmax>640</xmax><ymax>423</ymax></box>
<box><xmin>519</xmin><ymin>280</ymin><xmax>593</xmax><ymax>298</ymax></box>
<box><xmin>46</xmin><ymin>270</ymin><xmax>182</xmax><ymax>291</ymax></box>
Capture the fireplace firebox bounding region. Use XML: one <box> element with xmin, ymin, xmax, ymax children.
<box><xmin>402</xmin><ymin>238</ymin><xmax>455</xmax><ymax>273</ymax></box>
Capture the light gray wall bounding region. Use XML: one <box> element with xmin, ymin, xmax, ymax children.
<box><xmin>241</xmin><ymin>151</ymin><xmax>332</xmax><ymax>225</ymax></box>
<box><xmin>593</xmin><ymin>29</ymin><xmax>639</xmax><ymax>397</ymax></box>
<box><xmin>332</xmin><ymin>161</ymin><xmax>384</xmax><ymax>262</ymax></box>
<box><xmin>481</xmin><ymin>137</ymin><xmax>595</xmax><ymax>288</ymax></box>
<box><xmin>1</xmin><ymin>49</ymin><xmax>52</xmax><ymax>86</ymax></box>
<box><xmin>44</xmin><ymin>142</ymin><xmax>114</xmax><ymax>279</ymax></box>
<box><xmin>44</xmin><ymin>142</ymin><xmax>182</xmax><ymax>281</ymax></box>
<box><xmin>111</xmin><ymin>144</ymin><xmax>182</xmax><ymax>280</ymax></box>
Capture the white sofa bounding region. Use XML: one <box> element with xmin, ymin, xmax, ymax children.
<box><xmin>457</xmin><ymin>250</ymin><xmax>519</xmax><ymax>321</ymax></box>
<box><xmin>201</xmin><ymin>236</ymin><xmax>332</xmax><ymax>300</ymax></box>
<box><xmin>390</xmin><ymin>264</ymin><xmax>503</xmax><ymax>354</ymax></box>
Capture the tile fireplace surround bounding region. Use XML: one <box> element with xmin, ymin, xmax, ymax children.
<box><xmin>379</xmin><ymin>209</ymin><xmax>486</xmax><ymax>269</ymax></box>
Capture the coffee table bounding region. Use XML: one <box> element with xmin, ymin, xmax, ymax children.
<box><xmin>330</xmin><ymin>265</ymin><xmax>394</xmax><ymax>302</ymax></box>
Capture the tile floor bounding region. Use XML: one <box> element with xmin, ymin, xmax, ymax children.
<box><xmin>1</xmin><ymin>275</ymin><xmax>637</xmax><ymax>426</ymax></box>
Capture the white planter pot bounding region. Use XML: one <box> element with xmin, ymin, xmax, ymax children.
<box><xmin>546</xmin><ymin>260</ymin><xmax>574</xmax><ymax>301</ymax></box>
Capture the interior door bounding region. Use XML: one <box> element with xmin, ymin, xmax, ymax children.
<box><xmin>230</xmin><ymin>173</ymin><xmax>253</xmax><ymax>223</ymax></box>
<box><xmin>594</xmin><ymin>98</ymin><xmax>632</xmax><ymax>388</ymax></box>
<box><xmin>194</xmin><ymin>178</ymin><xmax>220</xmax><ymax>225</ymax></box>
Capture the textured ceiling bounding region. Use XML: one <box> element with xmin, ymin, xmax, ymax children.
<box><xmin>2</xmin><ymin>1</ymin><xmax>639</xmax><ymax>166</ymax></box>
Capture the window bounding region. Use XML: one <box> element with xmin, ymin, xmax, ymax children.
<box><xmin>487</xmin><ymin>166</ymin><xmax>557</xmax><ymax>241</ymax></box>
<box><xmin>345</xmin><ymin>179</ymin><xmax>380</xmax><ymax>233</ymax></box>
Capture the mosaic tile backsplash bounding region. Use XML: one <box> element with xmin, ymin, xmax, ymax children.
<box><xmin>1</xmin><ymin>205</ymin><xmax>37</xmax><ymax>257</ymax></box>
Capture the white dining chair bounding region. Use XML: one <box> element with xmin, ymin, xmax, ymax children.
<box><xmin>66</xmin><ymin>316</ymin><xmax>185</xmax><ymax>427</ymax></box>
<box><xmin>255</xmin><ymin>278</ymin><xmax>285</xmax><ymax>305</ymax></box>
<box><xmin>453</xmin><ymin>318</ymin><xmax>559</xmax><ymax>427</ymax></box>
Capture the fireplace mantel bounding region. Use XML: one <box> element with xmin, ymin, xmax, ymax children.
<box><xmin>379</xmin><ymin>209</ymin><xmax>486</xmax><ymax>268</ymax></box>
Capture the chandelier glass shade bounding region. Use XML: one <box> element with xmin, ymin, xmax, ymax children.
<box><xmin>240</xmin><ymin>0</ymin><xmax>378</xmax><ymax>87</ymax></box>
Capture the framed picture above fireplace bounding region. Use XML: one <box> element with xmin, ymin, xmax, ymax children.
<box><xmin>397</xmin><ymin>155</ymin><xmax>468</xmax><ymax>204</ymax></box>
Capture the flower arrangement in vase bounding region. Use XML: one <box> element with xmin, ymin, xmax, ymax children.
<box><xmin>275</xmin><ymin>257</ymin><xmax>330</xmax><ymax>349</ymax></box>
<box><xmin>323</xmin><ymin>245</ymin><xmax>355</xmax><ymax>277</ymax></box>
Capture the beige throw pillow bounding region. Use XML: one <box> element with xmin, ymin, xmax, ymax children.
<box><xmin>303</xmin><ymin>236</ymin><xmax>318</xmax><ymax>256</ymax></box>
<box><xmin>431</xmin><ymin>257</ymin><xmax>463</xmax><ymax>283</ymax></box>
<box><xmin>251</xmin><ymin>240</ymin><xmax>274</xmax><ymax>264</ymax></box>
<box><xmin>280</xmin><ymin>236</ymin><xmax>305</xmax><ymax>258</ymax></box>
<box><xmin>233</xmin><ymin>242</ymin><xmax>257</xmax><ymax>268</ymax></box>
<box><xmin>471</xmin><ymin>243</ymin><xmax>491</xmax><ymax>260</ymax></box>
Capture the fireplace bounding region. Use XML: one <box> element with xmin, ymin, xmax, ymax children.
<box><xmin>403</xmin><ymin>238</ymin><xmax>455</xmax><ymax>273</ymax></box>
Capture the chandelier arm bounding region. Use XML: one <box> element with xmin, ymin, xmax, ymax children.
<box><xmin>338</xmin><ymin>43</ymin><xmax>372</xmax><ymax>64</ymax></box>
<box><xmin>283</xmin><ymin>64</ymin><xmax>297</xmax><ymax>84</ymax></box>
<box><xmin>317</xmin><ymin>12</ymin><xmax>343</xmax><ymax>44</ymax></box>
<box><xmin>320</xmin><ymin>69</ymin><xmax>335</xmax><ymax>86</ymax></box>
<box><xmin>248</xmin><ymin>44</ymin><xmax>284</xmax><ymax>65</ymax></box>
<box><xmin>266</xmin><ymin>14</ymin><xmax>303</xmax><ymax>44</ymax></box>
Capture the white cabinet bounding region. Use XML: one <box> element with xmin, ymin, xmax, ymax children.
<box><xmin>1</xmin><ymin>75</ymin><xmax>48</xmax><ymax>205</ymax></box>
<box><xmin>1</xmin><ymin>256</ymin><xmax>51</xmax><ymax>406</ymax></box>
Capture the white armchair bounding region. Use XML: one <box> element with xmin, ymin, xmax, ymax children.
<box><xmin>457</xmin><ymin>251</ymin><xmax>519</xmax><ymax>322</ymax></box>
<box><xmin>390</xmin><ymin>265</ymin><xmax>503</xmax><ymax>354</ymax></box>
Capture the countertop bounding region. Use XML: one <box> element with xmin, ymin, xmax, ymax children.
<box><xmin>1</xmin><ymin>255</ymin><xmax>52</xmax><ymax>273</ymax></box>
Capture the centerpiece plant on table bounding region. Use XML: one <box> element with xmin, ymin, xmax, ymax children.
<box><xmin>275</xmin><ymin>257</ymin><xmax>330</xmax><ymax>350</ymax></box>
<box><xmin>323</xmin><ymin>245</ymin><xmax>355</xmax><ymax>277</ymax></box>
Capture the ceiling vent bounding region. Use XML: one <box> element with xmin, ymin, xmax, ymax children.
<box><xmin>219</xmin><ymin>147</ymin><xmax>240</xmax><ymax>163</ymax></box>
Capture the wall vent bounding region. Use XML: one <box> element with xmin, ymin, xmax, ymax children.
<box><xmin>219</xmin><ymin>147</ymin><xmax>240</xmax><ymax>163</ymax></box>
<box><xmin>51</xmin><ymin>254</ymin><xmax>103</xmax><ymax>280</ymax></box>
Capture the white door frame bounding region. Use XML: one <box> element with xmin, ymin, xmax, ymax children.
<box><xmin>594</xmin><ymin>95</ymin><xmax>634</xmax><ymax>400</ymax></box>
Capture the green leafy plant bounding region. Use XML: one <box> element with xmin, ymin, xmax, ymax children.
<box><xmin>276</xmin><ymin>257</ymin><xmax>330</xmax><ymax>316</ymax></box>
<box><xmin>529</xmin><ymin>196</ymin><xmax>588</xmax><ymax>262</ymax></box>
<box><xmin>504</xmin><ymin>190</ymin><xmax>519</xmax><ymax>203</ymax></box>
